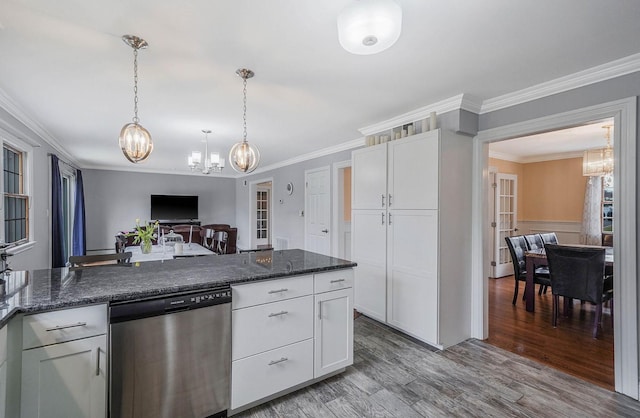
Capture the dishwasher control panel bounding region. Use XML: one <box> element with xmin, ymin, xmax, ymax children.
<box><xmin>165</xmin><ymin>288</ymin><xmax>232</xmax><ymax>311</ymax></box>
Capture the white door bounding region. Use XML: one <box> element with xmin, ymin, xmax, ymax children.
<box><xmin>386</xmin><ymin>209</ymin><xmax>439</xmax><ymax>344</ymax></box>
<box><xmin>305</xmin><ymin>167</ymin><xmax>331</xmax><ymax>255</ymax></box>
<box><xmin>314</xmin><ymin>288</ymin><xmax>353</xmax><ymax>378</ymax></box>
<box><xmin>255</xmin><ymin>186</ymin><xmax>270</xmax><ymax>247</ymax></box>
<box><xmin>492</xmin><ymin>173</ymin><xmax>518</xmax><ymax>278</ymax></box>
<box><xmin>21</xmin><ymin>335</ymin><xmax>107</xmax><ymax>418</ymax></box>
<box><xmin>352</xmin><ymin>209</ymin><xmax>387</xmax><ymax>322</ymax></box>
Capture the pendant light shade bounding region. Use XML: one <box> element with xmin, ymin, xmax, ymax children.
<box><xmin>337</xmin><ymin>0</ymin><xmax>402</xmax><ymax>55</ymax></box>
<box><xmin>119</xmin><ymin>35</ymin><xmax>153</xmax><ymax>163</ymax></box>
<box><xmin>229</xmin><ymin>68</ymin><xmax>260</xmax><ymax>173</ymax></box>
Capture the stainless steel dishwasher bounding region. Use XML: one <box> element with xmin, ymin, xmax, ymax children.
<box><xmin>110</xmin><ymin>286</ymin><xmax>231</xmax><ymax>418</ymax></box>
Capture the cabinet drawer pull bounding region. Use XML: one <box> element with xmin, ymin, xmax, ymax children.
<box><xmin>381</xmin><ymin>213</ymin><xmax>385</xmax><ymax>225</ymax></box>
<box><xmin>268</xmin><ymin>357</ymin><xmax>288</xmax><ymax>366</ymax></box>
<box><xmin>330</xmin><ymin>279</ymin><xmax>346</xmax><ymax>284</ymax></box>
<box><xmin>268</xmin><ymin>288</ymin><xmax>288</xmax><ymax>294</ymax></box>
<box><xmin>95</xmin><ymin>347</ymin><xmax>100</xmax><ymax>376</ymax></box>
<box><xmin>268</xmin><ymin>311</ymin><xmax>289</xmax><ymax>317</ymax></box>
<box><xmin>381</xmin><ymin>194</ymin><xmax>385</xmax><ymax>207</ymax></box>
<box><xmin>45</xmin><ymin>322</ymin><xmax>87</xmax><ymax>332</ymax></box>
<box><xmin>388</xmin><ymin>194</ymin><xmax>392</xmax><ymax>206</ymax></box>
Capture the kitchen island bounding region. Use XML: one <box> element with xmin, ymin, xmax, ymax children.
<box><xmin>0</xmin><ymin>249</ymin><xmax>356</xmax><ymax>418</ymax></box>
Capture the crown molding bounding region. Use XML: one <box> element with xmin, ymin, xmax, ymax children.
<box><xmin>0</xmin><ymin>87</ymin><xmax>80</xmax><ymax>166</ymax></box>
<box><xmin>79</xmin><ymin>163</ymin><xmax>240</xmax><ymax>178</ymax></box>
<box><xmin>358</xmin><ymin>93</ymin><xmax>483</xmax><ymax>136</ymax></box>
<box><xmin>481</xmin><ymin>52</ymin><xmax>640</xmax><ymax>114</ymax></box>
<box><xmin>489</xmin><ymin>149</ymin><xmax>584</xmax><ymax>164</ymax></box>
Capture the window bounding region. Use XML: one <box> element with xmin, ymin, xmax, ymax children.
<box><xmin>256</xmin><ymin>189</ymin><xmax>269</xmax><ymax>240</ymax></box>
<box><xmin>602</xmin><ymin>175</ymin><xmax>613</xmax><ymax>234</ymax></box>
<box><xmin>3</xmin><ymin>145</ymin><xmax>28</xmax><ymax>244</ymax></box>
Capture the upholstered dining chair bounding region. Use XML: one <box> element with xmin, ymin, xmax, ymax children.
<box><xmin>523</xmin><ymin>234</ymin><xmax>551</xmax><ymax>294</ymax></box>
<box><xmin>504</xmin><ymin>236</ymin><xmax>552</xmax><ymax>305</ymax></box>
<box><xmin>200</xmin><ymin>228</ymin><xmax>216</xmax><ymax>250</ymax></box>
<box><xmin>544</xmin><ymin>244</ymin><xmax>613</xmax><ymax>338</ymax></box>
<box><xmin>540</xmin><ymin>232</ymin><xmax>559</xmax><ymax>245</ymax></box>
<box><xmin>213</xmin><ymin>231</ymin><xmax>228</xmax><ymax>255</ymax></box>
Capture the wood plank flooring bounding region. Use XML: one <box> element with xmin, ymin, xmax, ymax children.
<box><xmin>487</xmin><ymin>276</ymin><xmax>614</xmax><ymax>390</ymax></box>
<box><xmin>235</xmin><ymin>315</ymin><xmax>637</xmax><ymax>417</ymax></box>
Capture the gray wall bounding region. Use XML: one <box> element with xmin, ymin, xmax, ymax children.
<box><xmin>83</xmin><ymin>170</ymin><xmax>236</xmax><ymax>250</ymax></box>
<box><xmin>235</xmin><ymin>149</ymin><xmax>353</xmax><ymax>251</ymax></box>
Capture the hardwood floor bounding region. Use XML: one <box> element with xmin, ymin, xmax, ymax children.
<box><xmin>487</xmin><ymin>276</ymin><xmax>614</xmax><ymax>390</ymax></box>
<box><xmin>235</xmin><ymin>315</ymin><xmax>636</xmax><ymax>417</ymax></box>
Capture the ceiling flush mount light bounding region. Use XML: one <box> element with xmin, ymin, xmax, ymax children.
<box><xmin>229</xmin><ymin>68</ymin><xmax>260</xmax><ymax>174</ymax></box>
<box><xmin>583</xmin><ymin>125</ymin><xmax>614</xmax><ymax>177</ymax></box>
<box><xmin>188</xmin><ymin>130</ymin><xmax>225</xmax><ymax>174</ymax></box>
<box><xmin>337</xmin><ymin>0</ymin><xmax>402</xmax><ymax>55</ymax></box>
<box><xmin>118</xmin><ymin>34</ymin><xmax>153</xmax><ymax>163</ymax></box>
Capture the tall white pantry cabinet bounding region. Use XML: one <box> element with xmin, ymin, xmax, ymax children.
<box><xmin>351</xmin><ymin>129</ymin><xmax>473</xmax><ymax>349</ymax></box>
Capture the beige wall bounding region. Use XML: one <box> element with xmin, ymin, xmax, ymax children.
<box><xmin>490</xmin><ymin>157</ymin><xmax>586</xmax><ymax>222</ymax></box>
<box><xmin>343</xmin><ymin>167</ymin><xmax>351</xmax><ymax>222</ymax></box>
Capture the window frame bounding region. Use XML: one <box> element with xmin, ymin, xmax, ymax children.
<box><xmin>0</xmin><ymin>133</ymin><xmax>34</xmax><ymax>251</ymax></box>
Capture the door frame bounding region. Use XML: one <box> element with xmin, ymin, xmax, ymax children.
<box><xmin>248</xmin><ymin>177</ymin><xmax>274</xmax><ymax>249</ymax></box>
<box><xmin>470</xmin><ymin>97</ymin><xmax>637</xmax><ymax>398</ymax></box>
<box><xmin>332</xmin><ymin>160</ymin><xmax>351</xmax><ymax>258</ymax></box>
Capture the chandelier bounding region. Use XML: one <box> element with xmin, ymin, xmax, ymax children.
<box><xmin>337</xmin><ymin>0</ymin><xmax>402</xmax><ymax>55</ymax></box>
<box><xmin>188</xmin><ymin>130</ymin><xmax>225</xmax><ymax>174</ymax></box>
<box><xmin>229</xmin><ymin>68</ymin><xmax>260</xmax><ymax>173</ymax></box>
<box><xmin>118</xmin><ymin>35</ymin><xmax>153</xmax><ymax>163</ymax></box>
<box><xmin>583</xmin><ymin>125</ymin><xmax>613</xmax><ymax>177</ymax></box>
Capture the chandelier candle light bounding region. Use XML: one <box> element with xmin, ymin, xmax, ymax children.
<box><xmin>229</xmin><ymin>68</ymin><xmax>260</xmax><ymax>174</ymax></box>
<box><xmin>119</xmin><ymin>35</ymin><xmax>153</xmax><ymax>163</ymax></box>
<box><xmin>188</xmin><ymin>130</ymin><xmax>225</xmax><ymax>174</ymax></box>
<box><xmin>582</xmin><ymin>125</ymin><xmax>614</xmax><ymax>177</ymax></box>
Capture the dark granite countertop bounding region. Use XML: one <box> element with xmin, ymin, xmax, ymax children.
<box><xmin>0</xmin><ymin>249</ymin><xmax>356</xmax><ymax>327</ymax></box>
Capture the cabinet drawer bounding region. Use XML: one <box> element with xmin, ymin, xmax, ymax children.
<box><xmin>232</xmin><ymin>275</ymin><xmax>313</xmax><ymax>310</ymax></box>
<box><xmin>232</xmin><ymin>295</ymin><xmax>313</xmax><ymax>360</ymax></box>
<box><xmin>314</xmin><ymin>269</ymin><xmax>353</xmax><ymax>294</ymax></box>
<box><xmin>231</xmin><ymin>339</ymin><xmax>313</xmax><ymax>410</ymax></box>
<box><xmin>23</xmin><ymin>304</ymin><xmax>107</xmax><ymax>350</ymax></box>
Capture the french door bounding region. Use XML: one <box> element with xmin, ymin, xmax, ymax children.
<box><xmin>491</xmin><ymin>173</ymin><xmax>518</xmax><ymax>278</ymax></box>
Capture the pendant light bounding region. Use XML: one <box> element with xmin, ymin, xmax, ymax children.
<box><xmin>229</xmin><ymin>68</ymin><xmax>260</xmax><ymax>173</ymax></box>
<box><xmin>188</xmin><ymin>130</ymin><xmax>225</xmax><ymax>174</ymax></box>
<box><xmin>337</xmin><ymin>0</ymin><xmax>402</xmax><ymax>55</ymax></box>
<box><xmin>582</xmin><ymin>125</ymin><xmax>614</xmax><ymax>177</ymax></box>
<box><xmin>119</xmin><ymin>35</ymin><xmax>153</xmax><ymax>163</ymax></box>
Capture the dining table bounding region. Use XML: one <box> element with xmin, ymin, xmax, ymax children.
<box><xmin>125</xmin><ymin>242</ymin><xmax>215</xmax><ymax>263</ymax></box>
<box><xmin>524</xmin><ymin>244</ymin><xmax>613</xmax><ymax>312</ymax></box>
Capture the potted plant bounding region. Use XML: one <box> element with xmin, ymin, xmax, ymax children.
<box><xmin>128</xmin><ymin>219</ymin><xmax>159</xmax><ymax>254</ymax></box>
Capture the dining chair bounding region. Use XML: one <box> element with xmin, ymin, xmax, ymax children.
<box><xmin>213</xmin><ymin>231</ymin><xmax>228</xmax><ymax>254</ymax></box>
<box><xmin>69</xmin><ymin>252</ymin><xmax>132</xmax><ymax>267</ymax></box>
<box><xmin>523</xmin><ymin>234</ymin><xmax>551</xmax><ymax>294</ymax></box>
<box><xmin>544</xmin><ymin>244</ymin><xmax>613</xmax><ymax>338</ymax></box>
<box><xmin>200</xmin><ymin>228</ymin><xmax>216</xmax><ymax>250</ymax></box>
<box><xmin>504</xmin><ymin>236</ymin><xmax>552</xmax><ymax>305</ymax></box>
<box><xmin>540</xmin><ymin>232</ymin><xmax>558</xmax><ymax>245</ymax></box>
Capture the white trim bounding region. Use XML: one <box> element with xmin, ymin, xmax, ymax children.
<box><xmin>358</xmin><ymin>93</ymin><xmax>483</xmax><ymax>136</ymax></box>
<box><xmin>471</xmin><ymin>96</ymin><xmax>638</xmax><ymax>399</ymax></box>
<box><xmin>7</xmin><ymin>241</ymin><xmax>36</xmax><ymax>255</ymax></box>
<box><xmin>248</xmin><ymin>177</ymin><xmax>274</xmax><ymax>249</ymax></box>
<box><xmin>489</xmin><ymin>149</ymin><xmax>584</xmax><ymax>164</ymax></box>
<box><xmin>331</xmin><ymin>160</ymin><xmax>351</xmax><ymax>258</ymax></box>
<box><xmin>480</xmin><ymin>53</ymin><xmax>640</xmax><ymax>114</ymax></box>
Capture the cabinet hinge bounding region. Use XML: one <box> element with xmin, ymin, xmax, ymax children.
<box><xmin>492</xmin><ymin>183</ymin><xmax>497</xmax><ymax>189</ymax></box>
<box><xmin>491</xmin><ymin>222</ymin><xmax>497</xmax><ymax>228</ymax></box>
<box><xmin>490</xmin><ymin>261</ymin><xmax>497</xmax><ymax>267</ymax></box>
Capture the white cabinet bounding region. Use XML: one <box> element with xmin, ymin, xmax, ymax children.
<box><xmin>314</xmin><ymin>287</ymin><xmax>353</xmax><ymax>377</ymax></box>
<box><xmin>352</xmin><ymin>129</ymin><xmax>472</xmax><ymax>348</ymax></box>
<box><xmin>21</xmin><ymin>304</ymin><xmax>108</xmax><ymax>418</ymax></box>
<box><xmin>352</xmin><ymin>145</ymin><xmax>387</xmax><ymax>210</ymax></box>
<box><xmin>231</xmin><ymin>270</ymin><xmax>354</xmax><ymax>411</ymax></box>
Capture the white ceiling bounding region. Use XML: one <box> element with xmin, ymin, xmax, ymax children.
<box><xmin>1</xmin><ymin>0</ymin><xmax>639</xmax><ymax>175</ymax></box>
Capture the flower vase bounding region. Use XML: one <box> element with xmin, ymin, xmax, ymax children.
<box><xmin>140</xmin><ymin>240</ymin><xmax>153</xmax><ymax>254</ymax></box>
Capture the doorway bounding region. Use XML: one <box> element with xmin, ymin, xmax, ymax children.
<box><xmin>471</xmin><ymin>97</ymin><xmax>637</xmax><ymax>399</ymax></box>
<box><xmin>485</xmin><ymin>121</ymin><xmax>614</xmax><ymax>389</ymax></box>
<box><xmin>332</xmin><ymin>161</ymin><xmax>352</xmax><ymax>260</ymax></box>
<box><xmin>249</xmin><ymin>179</ymin><xmax>273</xmax><ymax>249</ymax></box>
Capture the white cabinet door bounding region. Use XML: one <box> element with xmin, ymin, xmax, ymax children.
<box><xmin>0</xmin><ymin>361</ymin><xmax>6</xmax><ymax>418</ymax></box>
<box><xmin>314</xmin><ymin>288</ymin><xmax>353</xmax><ymax>378</ymax></box>
<box><xmin>386</xmin><ymin>210</ymin><xmax>439</xmax><ymax>344</ymax></box>
<box><xmin>352</xmin><ymin>145</ymin><xmax>387</xmax><ymax>209</ymax></box>
<box><xmin>388</xmin><ymin>132</ymin><xmax>439</xmax><ymax>210</ymax></box>
<box><xmin>352</xmin><ymin>209</ymin><xmax>387</xmax><ymax>321</ymax></box>
<box><xmin>21</xmin><ymin>334</ymin><xmax>107</xmax><ymax>418</ymax></box>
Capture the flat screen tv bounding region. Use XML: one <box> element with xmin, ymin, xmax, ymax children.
<box><xmin>150</xmin><ymin>194</ymin><xmax>198</xmax><ymax>221</ymax></box>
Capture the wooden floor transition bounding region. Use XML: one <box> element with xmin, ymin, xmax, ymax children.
<box><xmin>236</xmin><ymin>315</ymin><xmax>635</xmax><ymax>417</ymax></box>
<box><xmin>487</xmin><ymin>275</ymin><xmax>614</xmax><ymax>390</ymax></box>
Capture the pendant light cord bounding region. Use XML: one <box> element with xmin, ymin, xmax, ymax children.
<box><xmin>133</xmin><ymin>48</ymin><xmax>139</xmax><ymax>124</ymax></box>
<box><xmin>242</xmin><ymin>76</ymin><xmax>248</xmax><ymax>143</ymax></box>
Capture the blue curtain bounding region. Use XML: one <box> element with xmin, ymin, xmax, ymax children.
<box><xmin>51</xmin><ymin>155</ymin><xmax>66</xmax><ymax>267</ymax></box>
<box><xmin>72</xmin><ymin>170</ymin><xmax>86</xmax><ymax>256</ymax></box>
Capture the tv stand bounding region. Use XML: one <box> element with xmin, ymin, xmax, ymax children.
<box><xmin>155</xmin><ymin>220</ymin><xmax>201</xmax><ymax>227</ymax></box>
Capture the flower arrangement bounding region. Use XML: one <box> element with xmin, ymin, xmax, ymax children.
<box><xmin>128</xmin><ymin>219</ymin><xmax>159</xmax><ymax>254</ymax></box>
